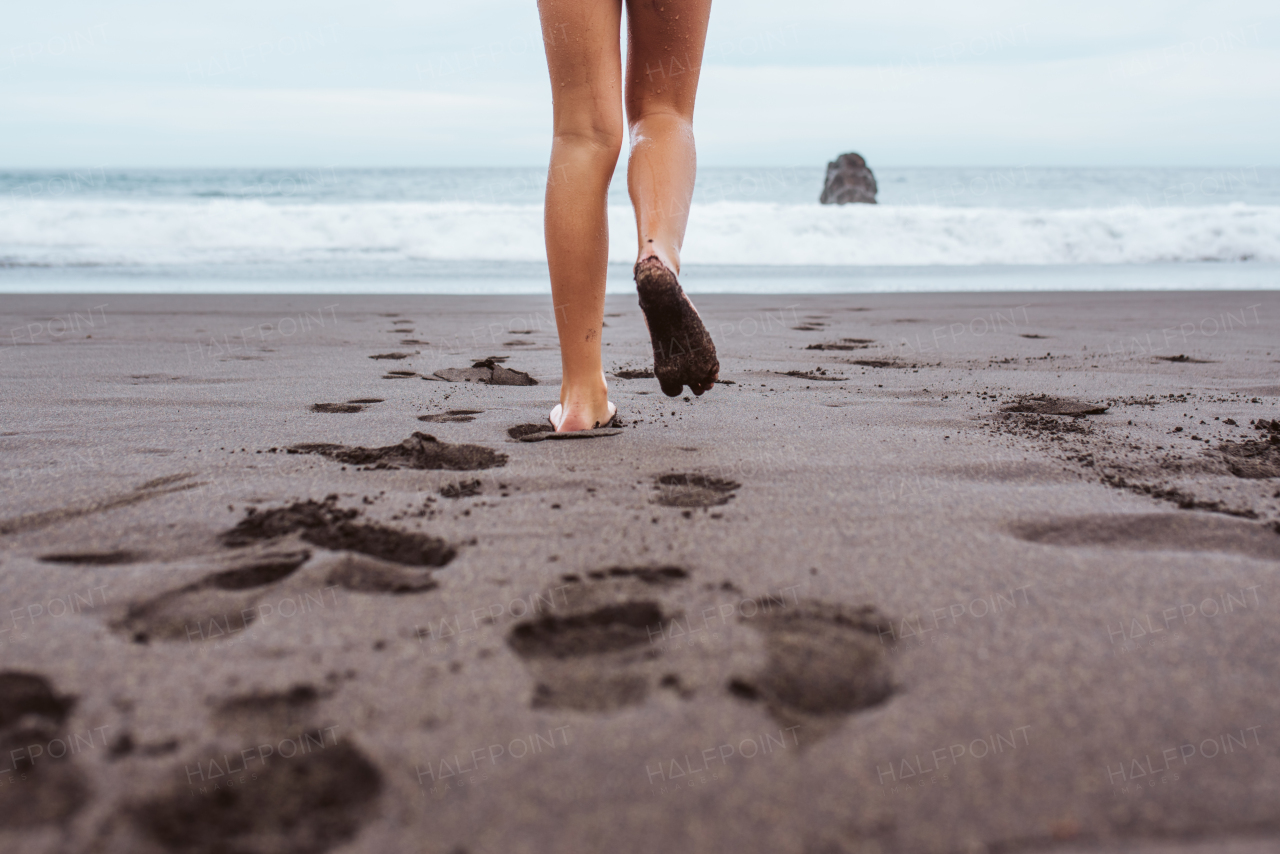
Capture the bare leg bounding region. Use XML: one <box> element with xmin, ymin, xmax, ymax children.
<box><xmin>625</xmin><ymin>0</ymin><xmax>719</xmax><ymax>397</ymax></box>
<box><xmin>538</xmin><ymin>0</ymin><xmax>623</xmax><ymax>431</ymax></box>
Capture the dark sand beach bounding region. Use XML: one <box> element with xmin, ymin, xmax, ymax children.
<box><xmin>1</xmin><ymin>291</ymin><xmax>1277</xmax><ymax>853</ymax></box>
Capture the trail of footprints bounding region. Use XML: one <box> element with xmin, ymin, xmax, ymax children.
<box><xmin>7</xmin><ymin>318</ymin><xmax>901</xmax><ymax>848</ymax></box>
<box><xmin>27</xmin><ymin>482</ymin><xmax>1271</xmax><ymax>846</ymax></box>
<box><xmin>11</xmin><ymin>534</ymin><xmax>1275</xmax><ymax>850</ymax></box>
<box><xmin>87</xmin><ymin>464</ymin><xmax>750</xmax><ymax>651</ymax></box>
<box><xmin>2</xmin><ymin>564</ymin><xmax>900</xmax><ymax>851</ymax></box>
<box><xmin>12</xmin><ymin>311</ymin><xmax>1280</xmax><ymax>852</ymax></box>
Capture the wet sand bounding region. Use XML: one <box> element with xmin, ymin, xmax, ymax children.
<box><xmin>0</xmin><ymin>291</ymin><xmax>1278</xmax><ymax>854</ymax></box>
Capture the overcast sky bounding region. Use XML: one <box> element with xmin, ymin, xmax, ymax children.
<box><xmin>3</xmin><ymin>1</ymin><xmax>1277</xmax><ymax>167</ymax></box>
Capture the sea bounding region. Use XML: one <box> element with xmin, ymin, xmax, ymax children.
<box><xmin>1</xmin><ymin>166</ymin><xmax>1277</xmax><ymax>294</ymax></box>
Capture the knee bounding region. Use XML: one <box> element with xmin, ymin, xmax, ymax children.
<box><xmin>628</xmin><ymin>97</ymin><xmax>694</xmax><ymax>127</ymax></box>
<box><xmin>628</xmin><ymin>109</ymin><xmax>693</xmax><ymax>141</ymax></box>
<box><xmin>553</xmin><ymin>123</ymin><xmax>624</xmax><ymax>162</ymax></box>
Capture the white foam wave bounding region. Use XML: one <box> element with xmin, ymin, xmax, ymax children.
<box><xmin>1</xmin><ymin>199</ymin><xmax>1277</xmax><ymax>268</ymax></box>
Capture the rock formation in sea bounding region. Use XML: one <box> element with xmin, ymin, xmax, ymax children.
<box><xmin>819</xmin><ymin>152</ymin><xmax>878</xmax><ymax>204</ymax></box>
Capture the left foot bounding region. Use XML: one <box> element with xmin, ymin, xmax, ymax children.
<box><xmin>634</xmin><ymin>256</ymin><xmax>719</xmax><ymax>397</ymax></box>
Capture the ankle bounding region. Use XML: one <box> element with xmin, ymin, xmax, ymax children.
<box><xmin>554</xmin><ymin>374</ymin><xmax>614</xmax><ymax>431</ymax></box>
<box><xmin>559</xmin><ymin>371</ymin><xmax>609</xmax><ymax>405</ymax></box>
<box><xmin>637</xmin><ymin>241</ymin><xmax>680</xmax><ymax>274</ymax></box>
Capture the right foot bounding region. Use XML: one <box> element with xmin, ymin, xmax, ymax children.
<box><xmin>634</xmin><ymin>256</ymin><xmax>719</xmax><ymax>397</ymax></box>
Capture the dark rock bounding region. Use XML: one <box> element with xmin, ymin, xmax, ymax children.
<box><xmin>819</xmin><ymin>152</ymin><xmax>878</xmax><ymax>205</ymax></box>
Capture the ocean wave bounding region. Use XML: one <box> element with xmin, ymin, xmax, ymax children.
<box><xmin>0</xmin><ymin>199</ymin><xmax>1276</xmax><ymax>268</ymax></box>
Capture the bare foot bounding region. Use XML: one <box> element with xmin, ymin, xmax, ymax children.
<box><xmin>550</xmin><ymin>399</ymin><xmax>617</xmax><ymax>432</ymax></box>
<box><xmin>634</xmin><ymin>256</ymin><xmax>719</xmax><ymax>397</ymax></box>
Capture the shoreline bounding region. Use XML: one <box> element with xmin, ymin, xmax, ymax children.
<box><xmin>3</xmin><ymin>262</ymin><xmax>1280</xmax><ymax>295</ymax></box>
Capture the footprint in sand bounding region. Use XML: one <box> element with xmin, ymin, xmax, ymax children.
<box><xmin>311</xmin><ymin>403</ymin><xmax>364</xmax><ymax>414</ymax></box>
<box><xmin>1000</xmin><ymin>395</ymin><xmax>1108</xmax><ymax>417</ymax></box>
<box><xmin>110</xmin><ymin>687</ymin><xmax>328</xmax><ymax>769</ymax></box>
<box><xmin>220</xmin><ymin>498</ymin><xmax>454</xmax><ymax>591</ymax></box>
<box><xmin>654</xmin><ymin>473</ymin><xmax>740</xmax><ymax>508</ymax></box>
<box><xmin>127</xmin><ymin>737</ymin><xmax>381</xmax><ymax>854</ymax></box>
<box><xmin>506</xmin><ymin>568</ymin><xmax>686</xmax><ymax>712</ymax></box>
<box><xmin>311</xmin><ymin>399</ymin><xmax>385</xmax><ymax>414</ymax></box>
<box><xmin>212</xmin><ymin>684</ymin><xmax>329</xmax><ymax>736</ymax></box>
<box><xmin>779</xmin><ymin>369</ymin><xmax>847</xmax><ymax>381</ymax></box>
<box><xmin>508</xmin><ymin>424</ymin><xmax>553</xmax><ymax>440</ymax></box>
<box><xmin>125</xmin><ymin>695</ymin><xmax>381</xmax><ymax>854</ymax></box>
<box><xmin>505</xmin><ymin>570</ymin><xmax>898</xmax><ymax>737</ymax></box>
<box><xmin>0</xmin><ymin>473</ymin><xmax>203</xmax><ymax>537</ymax></box>
<box><xmin>805</xmin><ymin>339</ymin><xmax>873</xmax><ymax>351</ymax></box>
<box><xmin>726</xmin><ymin>602</ymin><xmax>896</xmax><ymax>735</ymax></box>
<box><xmin>115</xmin><ymin>500</ymin><xmax>455</xmax><ymax>643</ymax></box>
<box><xmin>1216</xmin><ymin>420</ymin><xmax>1280</xmax><ymax>479</ymax></box>
<box><xmin>368</xmin><ymin>352</ymin><xmax>411</xmax><ymax>360</ymax></box>
<box><xmin>288</xmin><ymin>433</ymin><xmax>506</xmax><ymax>471</ymax></box>
<box><xmin>0</xmin><ymin>671</ymin><xmax>90</xmax><ymax>828</ymax></box>
<box><xmin>112</xmin><ymin>547</ymin><xmax>313</xmax><ymax>643</ymax></box>
<box><xmin>433</xmin><ymin>358</ymin><xmax>537</xmax><ymax>386</ymax></box>
<box><xmin>1156</xmin><ymin>354</ymin><xmax>1215</xmax><ymax>363</ymax></box>
<box><xmin>1012</xmin><ymin>513</ymin><xmax>1280</xmax><ymax>563</ymax></box>
<box><xmin>419</xmin><ymin>409</ymin><xmax>482</xmax><ymax>423</ymax></box>
<box><xmin>39</xmin><ymin>550</ymin><xmax>141</xmax><ymax>565</ymax></box>
<box><xmin>106</xmin><ymin>733</ymin><xmax>179</xmax><ymax>761</ymax></box>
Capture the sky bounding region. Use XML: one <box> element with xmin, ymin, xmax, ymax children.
<box><xmin>2</xmin><ymin>1</ymin><xmax>1278</xmax><ymax>168</ymax></box>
